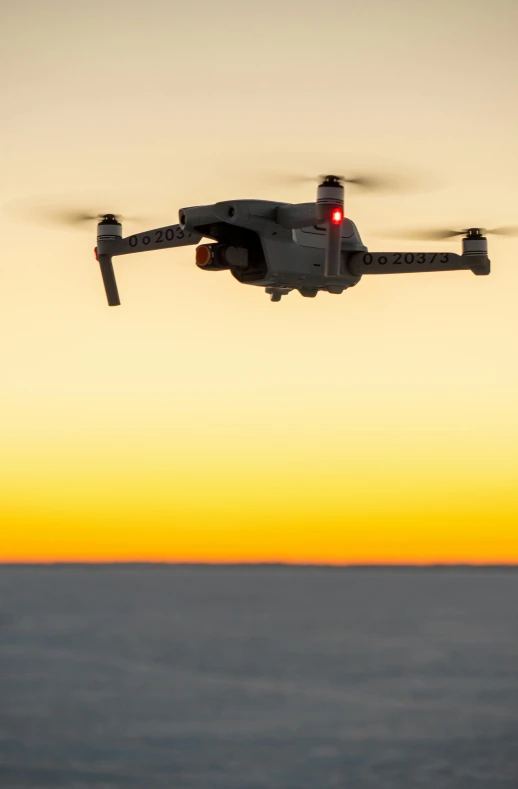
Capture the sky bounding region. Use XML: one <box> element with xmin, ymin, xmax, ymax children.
<box><xmin>1</xmin><ymin>0</ymin><xmax>517</xmax><ymax>563</ymax></box>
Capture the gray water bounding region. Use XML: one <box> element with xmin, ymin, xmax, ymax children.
<box><xmin>0</xmin><ymin>566</ymin><xmax>517</xmax><ymax>788</ymax></box>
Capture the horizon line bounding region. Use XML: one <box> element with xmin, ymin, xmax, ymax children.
<box><xmin>1</xmin><ymin>561</ymin><xmax>517</xmax><ymax>569</ymax></box>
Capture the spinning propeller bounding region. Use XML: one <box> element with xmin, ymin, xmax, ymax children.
<box><xmin>378</xmin><ymin>226</ymin><xmax>518</xmax><ymax>241</ymax></box>
<box><xmin>26</xmin><ymin>207</ymin><xmax>141</xmax><ymax>227</ymax></box>
<box><xmin>8</xmin><ymin>198</ymin><xmax>146</xmax><ymax>229</ymax></box>
<box><xmin>270</xmin><ymin>170</ymin><xmax>417</xmax><ymax>193</ymax></box>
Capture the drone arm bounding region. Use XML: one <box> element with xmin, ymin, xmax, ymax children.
<box><xmin>347</xmin><ymin>251</ymin><xmax>490</xmax><ymax>276</ymax></box>
<box><xmin>101</xmin><ymin>224</ymin><xmax>202</xmax><ymax>258</ymax></box>
<box><xmin>95</xmin><ymin>224</ymin><xmax>203</xmax><ymax>307</ymax></box>
<box><xmin>96</xmin><ymin>253</ymin><xmax>121</xmax><ymax>306</ymax></box>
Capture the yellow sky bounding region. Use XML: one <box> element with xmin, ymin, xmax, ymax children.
<box><xmin>1</xmin><ymin>0</ymin><xmax>517</xmax><ymax>563</ymax></box>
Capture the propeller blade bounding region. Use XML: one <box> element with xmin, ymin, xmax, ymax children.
<box><xmin>260</xmin><ymin>159</ymin><xmax>430</xmax><ymax>194</ymax></box>
<box><xmin>374</xmin><ymin>228</ymin><xmax>465</xmax><ymax>241</ymax></box>
<box><xmin>8</xmin><ymin>201</ymin><xmax>144</xmax><ymax>228</ymax></box>
<box><xmin>40</xmin><ymin>209</ymin><xmax>141</xmax><ymax>227</ymax></box>
<box><xmin>272</xmin><ymin>171</ymin><xmax>415</xmax><ymax>193</ymax></box>
<box><xmin>487</xmin><ymin>226</ymin><xmax>518</xmax><ymax>237</ymax></box>
<box><xmin>375</xmin><ymin>225</ymin><xmax>518</xmax><ymax>241</ymax></box>
<box><xmin>323</xmin><ymin>173</ymin><xmax>409</xmax><ymax>191</ymax></box>
<box><xmin>55</xmin><ymin>210</ymin><xmax>104</xmax><ymax>224</ymax></box>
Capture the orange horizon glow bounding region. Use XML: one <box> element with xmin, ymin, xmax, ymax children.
<box><xmin>2</xmin><ymin>558</ymin><xmax>518</xmax><ymax>566</ymax></box>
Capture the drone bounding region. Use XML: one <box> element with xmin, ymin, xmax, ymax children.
<box><xmin>41</xmin><ymin>174</ymin><xmax>518</xmax><ymax>305</ymax></box>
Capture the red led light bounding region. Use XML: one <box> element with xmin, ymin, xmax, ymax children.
<box><xmin>331</xmin><ymin>208</ymin><xmax>343</xmax><ymax>225</ymax></box>
<box><xmin>94</xmin><ymin>247</ymin><xmax>98</xmax><ymax>261</ymax></box>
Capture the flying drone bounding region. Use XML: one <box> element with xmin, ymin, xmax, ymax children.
<box><xmin>42</xmin><ymin>174</ymin><xmax>518</xmax><ymax>304</ymax></box>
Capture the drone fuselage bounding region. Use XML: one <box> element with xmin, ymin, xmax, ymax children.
<box><xmin>179</xmin><ymin>200</ymin><xmax>366</xmax><ymax>296</ymax></box>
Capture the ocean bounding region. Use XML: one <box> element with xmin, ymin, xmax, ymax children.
<box><xmin>0</xmin><ymin>566</ymin><xmax>517</xmax><ymax>788</ymax></box>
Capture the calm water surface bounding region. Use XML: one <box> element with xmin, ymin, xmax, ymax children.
<box><xmin>0</xmin><ymin>566</ymin><xmax>517</xmax><ymax>788</ymax></box>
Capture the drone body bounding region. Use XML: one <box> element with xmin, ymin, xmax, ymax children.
<box><xmin>94</xmin><ymin>177</ymin><xmax>491</xmax><ymax>306</ymax></box>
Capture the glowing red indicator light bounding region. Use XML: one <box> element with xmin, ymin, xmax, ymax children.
<box><xmin>94</xmin><ymin>247</ymin><xmax>98</xmax><ymax>261</ymax></box>
<box><xmin>331</xmin><ymin>208</ymin><xmax>343</xmax><ymax>225</ymax></box>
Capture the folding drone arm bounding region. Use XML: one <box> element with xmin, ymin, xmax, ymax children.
<box><xmin>96</xmin><ymin>223</ymin><xmax>202</xmax><ymax>306</ymax></box>
<box><xmin>347</xmin><ymin>251</ymin><xmax>490</xmax><ymax>277</ymax></box>
<box><xmin>102</xmin><ymin>224</ymin><xmax>202</xmax><ymax>258</ymax></box>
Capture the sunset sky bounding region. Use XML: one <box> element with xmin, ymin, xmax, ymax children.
<box><xmin>1</xmin><ymin>0</ymin><xmax>517</xmax><ymax>563</ymax></box>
